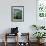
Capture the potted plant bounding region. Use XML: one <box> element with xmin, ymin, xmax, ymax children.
<box><xmin>33</xmin><ymin>32</ymin><xmax>46</xmax><ymax>43</ymax></box>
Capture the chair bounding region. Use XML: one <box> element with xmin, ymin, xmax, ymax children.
<box><xmin>4</xmin><ymin>33</ymin><xmax>18</xmax><ymax>46</ymax></box>
<box><xmin>18</xmin><ymin>33</ymin><xmax>30</xmax><ymax>46</ymax></box>
<box><xmin>4</xmin><ymin>27</ymin><xmax>19</xmax><ymax>46</ymax></box>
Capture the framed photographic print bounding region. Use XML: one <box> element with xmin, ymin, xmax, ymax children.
<box><xmin>11</xmin><ymin>6</ymin><xmax>24</xmax><ymax>22</ymax></box>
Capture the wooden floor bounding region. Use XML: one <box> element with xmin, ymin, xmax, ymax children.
<box><xmin>0</xmin><ymin>42</ymin><xmax>46</xmax><ymax>46</ymax></box>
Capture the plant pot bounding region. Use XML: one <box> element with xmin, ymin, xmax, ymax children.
<box><xmin>40</xmin><ymin>38</ymin><xmax>45</xmax><ymax>43</ymax></box>
<box><xmin>37</xmin><ymin>39</ymin><xmax>45</xmax><ymax>44</ymax></box>
<box><xmin>37</xmin><ymin>39</ymin><xmax>40</xmax><ymax>43</ymax></box>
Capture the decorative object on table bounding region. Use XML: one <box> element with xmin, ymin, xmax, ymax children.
<box><xmin>11</xmin><ymin>6</ymin><xmax>24</xmax><ymax>22</ymax></box>
<box><xmin>11</xmin><ymin>27</ymin><xmax>18</xmax><ymax>34</ymax></box>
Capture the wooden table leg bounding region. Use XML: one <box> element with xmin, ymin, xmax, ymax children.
<box><xmin>4</xmin><ymin>33</ymin><xmax>7</xmax><ymax>46</ymax></box>
<box><xmin>15</xmin><ymin>33</ymin><xmax>18</xmax><ymax>46</ymax></box>
<box><xmin>17</xmin><ymin>34</ymin><xmax>18</xmax><ymax>46</ymax></box>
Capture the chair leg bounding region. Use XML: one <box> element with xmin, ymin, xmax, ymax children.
<box><xmin>4</xmin><ymin>33</ymin><xmax>7</xmax><ymax>46</ymax></box>
<box><xmin>4</xmin><ymin>41</ymin><xmax>7</xmax><ymax>46</ymax></box>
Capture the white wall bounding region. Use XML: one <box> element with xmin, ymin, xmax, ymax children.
<box><xmin>0</xmin><ymin>0</ymin><xmax>36</xmax><ymax>42</ymax></box>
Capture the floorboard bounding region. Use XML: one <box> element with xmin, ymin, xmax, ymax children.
<box><xmin>0</xmin><ymin>42</ymin><xmax>46</xmax><ymax>46</ymax></box>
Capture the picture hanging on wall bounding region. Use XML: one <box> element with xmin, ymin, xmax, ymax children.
<box><xmin>11</xmin><ymin>6</ymin><xmax>24</xmax><ymax>22</ymax></box>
